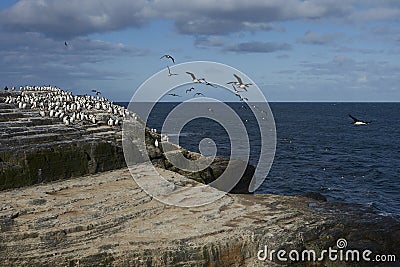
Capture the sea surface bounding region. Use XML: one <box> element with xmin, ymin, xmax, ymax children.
<box><xmin>119</xmin><ymin>102</ymin><xmax>400</xmax><ymax>215</ymax></box>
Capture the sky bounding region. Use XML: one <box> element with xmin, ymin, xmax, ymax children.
<box><xmin>0</xmin><ymin>0</ymin><xmax>399</xmax><ymax>102</ymax></box>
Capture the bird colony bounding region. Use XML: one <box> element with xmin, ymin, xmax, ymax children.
<box><xmin>3</xmin><ymin>85</ymin><xmax>134</xmax><ymax>127</ymax></box>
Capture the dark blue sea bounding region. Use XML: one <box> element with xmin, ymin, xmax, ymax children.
<box><xmin>119</xmin><ymin>102</ymin><xmax>400</xmax><ymax>215</ymax></box>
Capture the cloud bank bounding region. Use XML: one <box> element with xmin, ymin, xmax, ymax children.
<box><xmin>1</xmin><ymin>0</ymin><xmax>399</xmax><ymax>38</ymax></box>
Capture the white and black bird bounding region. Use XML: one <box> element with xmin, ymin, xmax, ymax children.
<box><xmin>64</xmin><ymin>117</ymin><xmax>70</xmax><ymax>126</ymax></box>
<box><xmin>186</xmin><ymin>72</ymin><xmax>204</xmax><ymax>83</ymax></box>
<box><xmin>160</xmin><ymin>54</ymin><xmax>175</xmax><ymax>63</ymax></box>
<box><xmin>227</xmin><ymin>74</ymin><xmax>252</xmax><ymax>90</ymax></box>
<box><xmin>203</xmin><ymin>79</ymin><xmax>217</xmax><ymax>88</ymax></box>
<box><xmin>167</xmin><ymin>66</ymin><xmax>178</xmax><ymax>77</ymax></box>
<box><xmin>108</xmin><ymin>117</ymin><xmax>114</xmax><ymax>126</ymax></box>
<box><xmin>194</xmin><ymin>92</ymin><xmax>205</xmax><ymax>97</ymax></box>
<box><xmin>235</xmin><ymin>93</ymin><xmax>248</xmax><ymax>102</ymax></box>
<box><xmin>64</xmin><ymin>41</ymin><xmax>68</xmax><ymax>47</ymax></box>
<box><xmin>231</xmin><ymin>84</ymin><xmax>245</xmax><ymax>94</ymax></box>
<box><xmin>161</xmin><ymin>134</ymin><xmax>169</xmax><ymax>142</ymax></box>
<box><xmin>91</xmin><ymin>89</ymin><xmax>101</xmax><ymax>95</ymax></box>
<box><xmin>348</xmin><ymin>114</ymin><xmax>371</xmax><ymax>125</ymax></box>
<box><xmin>168</xmin><ymin>93</ymin><xmax>180</xmax><ymax>97</ymax></box>
<box><xmin>186</xmin><ymin>87</ymin><xmax>195</xmax><ymax>93</ymax></box>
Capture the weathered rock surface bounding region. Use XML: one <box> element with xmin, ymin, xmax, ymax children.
<box><xmin>0</xmin><ymin>166</ymin><xmax>398</xmax><ymax>266</ymax></box>
<box><xmin>0</xmin><ymin>90</ymin><xmax>253</xmax><ymax>193</ymax></box>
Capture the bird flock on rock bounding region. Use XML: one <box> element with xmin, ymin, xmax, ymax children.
<box><xmin>2</xmin><ymin>85</ymin><xmax>137</xmax><ymax>127</ymax></box>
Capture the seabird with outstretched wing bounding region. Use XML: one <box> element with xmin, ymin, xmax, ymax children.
<box><xmin>160</xmin><ymin>54</ymin><xmax>175</xmax><ymax>63</ymax></box>
<box><xmin>186</xmin><ymin>72</ymin><xmax>204</xmax><ymax>83</ymax></box>
<box><xmin>348</xmin><ymin>114</ymin><xmax>371</xmax><ymax>125</ymax></box>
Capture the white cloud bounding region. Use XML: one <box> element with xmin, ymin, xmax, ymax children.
<box><xmin>224</xmin><ymin>41</ymin><xmax>291</xmax><ymax>53</ymax></box>
<box><xmin>298</xmin><ymin>30</ymin><xmax>341</xmax><ymax>45</ymax></box>
<box><xmin>194</xmin><ymin>36</ymin><xmax>226</xmax><ymax>48</ymax></box>
<box><xmin>350</xmin><ymin>7</ymin><xmax>400</xmax><ymax>21</ymax></box>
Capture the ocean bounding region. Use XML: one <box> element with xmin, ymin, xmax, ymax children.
<box><xmin>119</xmin><ymin>102</ymin><xmax>400</xmax><ymax>215</ymax></box>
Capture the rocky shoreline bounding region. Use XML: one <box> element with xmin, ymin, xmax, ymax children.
<box><xmin>0</xmin><ymin>88</ymin><xmax>253</xmax><ymax>193</ymax></box>
<box><xmin>0</xmin><ymin>87</ymin><xmax>399</xmax><ymax>266</ymax></box>
<box><xmin>0</xmin><ymin>165</ymin><xmax>399</xmax><ymax>266</ymax></box>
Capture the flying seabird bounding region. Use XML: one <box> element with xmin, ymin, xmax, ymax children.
<box><xmin>186</xmin><ymin>72</ymin><xmax>204</xmax><ymax>83</ymax></box>
<box><xmin>64</xmin><ymin>41</ymin><xmax>68</xmax><ymax>47</ymax></box>
<box><xmin>168</xmin><ymin>93</ymin><xmax>180</xmax><ymax>97</ymax></box>
<box><xmin>348</xmin><ymin>114</ymin><xmax>371</xmax><ymax>125</ymax></box>
<box><xmin>160</xmin><ymin>54</ymin><xmax>175</xmax><ymax>63</ymax></box>
<box><xmin>186</xmin><ymin>87</ymin><xmax>195</xmax><ymax>93</ymax></box>
<box><xmin>167</xmin><ymin>66</ymin><xmax>178</xmax><ymax>76</ymax></box>
<box><xmin>194</xmin><ymin>92</ymin><xmax>205</xmax><ymax>97</ymax></box>
<box><xmin>228</xmin><ymin>74</ymin><xmax>252</xmax><ymax>91</ymax></box>
<box><xmin>91</xmin><ymin>89</ymin><xmax>101</xmax><ymax>95</ymax></box>
<box><xmin>231</xmin><ymin>84</ymin><xmax>245</xmax><ymax>93</ymax></box>
<box><xmin>203</xmin><ymin>79</ymin><xmax>217</xmax><ymax>88</ymax></box>
<box><xmin>235</xmin><ymin>93</ymin><xmax>248</xmax><ymax>102</ymax></box>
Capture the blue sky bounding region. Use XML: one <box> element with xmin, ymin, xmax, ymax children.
<box><xmin>0</xmin><ymin>0</ymin><xmax>399</xmax><ymax>102</ymax></box>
